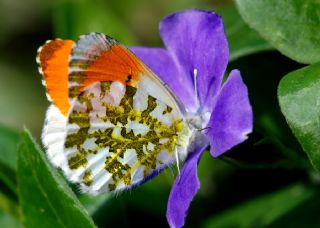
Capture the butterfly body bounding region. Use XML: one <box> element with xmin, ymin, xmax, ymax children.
<box><xmin>37</xmin><ymin>33</ymin><xmax>193</xmax><ymax>193</ymax></box>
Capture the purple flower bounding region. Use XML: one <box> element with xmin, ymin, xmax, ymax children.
<box><xmin>131</xmin><ymin>9</ymin><xmax>253</xmax><ymax>228</ymax></box>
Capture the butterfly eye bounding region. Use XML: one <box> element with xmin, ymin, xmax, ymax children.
<box><xmin>126</xmin><ymin>74</ymin><xmax>132</xmax><ymax>83</ymax></box>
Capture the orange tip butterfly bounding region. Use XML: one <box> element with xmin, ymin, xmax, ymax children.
<box><xmin>36</xmin><ymin>33</ymin><xmax>194</xmax><ymax>194</ymax></box>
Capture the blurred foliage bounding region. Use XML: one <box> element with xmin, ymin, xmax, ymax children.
<box><xmin>0</xmin><ymin>209</ymin><xmax>20</xmax><ymax>228</ymax></box>
<box><xmin>0</xmin><ymin>125</ymin><xmax>19</xmax><ymax>193</ymax></box>
<box><xmin>216</xmin><ymin>6</ymin><xmax>272</xmax><ymax>61</ymax></box>
<box><xmin>204</xmin><ymin>184</ymin><xmax>317</xmax><ymax>227</ymax></box>
<box><xmin>0</xmin><ymin>0</ymin><xmax>320</xmax><ymax>227</ymax></box>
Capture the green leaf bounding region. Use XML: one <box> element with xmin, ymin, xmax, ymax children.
<box><xmin>204</xmin><ymin>184</ymin><xmax>315</xmax><ymax>228</ymax></box>
<box><xmin>0</xmin><ymin>125</ymin><xmax>19</xmax><ymax>193</ymax></box>
<box><xmin>18</xmin><ymin>129</ymin><xmax>96</xmax><ymax>228</ymax></box>
<box><xmin>278</xmin><ymin>63</ymin><xmax>320</xmax><ymax>170</ymax></box>
<box><xmin>234</xmin><ymin>0</ymin><xmax>320</xmax><ymax>64</ymax></box>
<box><xmin>217</xmin><ymin>6</ymin><xmax>272</xmax><ymax>61</ymax></box>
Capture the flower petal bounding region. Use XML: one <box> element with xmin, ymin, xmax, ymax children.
<box><xmin>206</xmin><ymin>70</ymin><xmax>253</xmax><ymax>157</ymax></box>
<box><xmin>166</xmin><ymin>145</ymin><xmax>207</xmax><ymax>228</ymax></box>
<box><xmin>160</xmin><ymin>9</ymin><xmax>229</xmax><ymax>112</ymax></box>
<box><xmin>130</xmin><ymin>47</ymin><xmax>195</xmax><ymax>108</ymax></box>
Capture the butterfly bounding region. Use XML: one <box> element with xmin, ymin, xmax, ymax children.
<box><xmin>37</xmin><ymin>33</ymin><xmax>195</xmax><ymax>194</ymax></box>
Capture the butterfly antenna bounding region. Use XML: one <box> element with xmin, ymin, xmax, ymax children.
<box><xmin>198</xmin><ymin>126</ymin><xmax>211</xmax><ymax>132</ymax></box>
<box><xmin>193</xmin><ymin>68</ymin><xmax>199</xmax><ymax>108</ymax></box>
<box><xmin>175</xmin><ymin>147</ymin><xmax>181</xmax><ymax>177</ymax></box>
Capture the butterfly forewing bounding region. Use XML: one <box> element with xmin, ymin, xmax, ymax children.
<box><xmin>68</xmin><ymin>33</ymin><xmax>143</xmax><ymax>98</ymax></box>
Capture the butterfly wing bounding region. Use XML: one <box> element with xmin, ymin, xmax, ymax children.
<box><xmin>37</xmin><ymin>40</ymin><xmax>73</xmax><ymax>166</ymax></box>
<box><xmin>39</xmin><ymin>33</ymin><xmax>191</xmax><ymax>193</ymax></box>
<box><xmin>36</xmin><ymin>39</ymin><xmax>74</xmax><ymax>116</ymax></box>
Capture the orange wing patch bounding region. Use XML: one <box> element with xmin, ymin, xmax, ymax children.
<box><xmin>37</xmin><ymin>40</ymin><xmax>74</xmax><ymax>116</ymax></box>
<box><xmin>85</xmin><ymin>44</ymin><xmax>143</xmax><ymax>89</ymax></box>
<box><xmin>68</xmin><ymin>33</ymin><xmax>149</xmax><ymax>98</ymax></box>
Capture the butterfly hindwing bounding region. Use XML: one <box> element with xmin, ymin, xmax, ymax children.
<box><xmin>64</xmin><ymin>81</ymin><xmax>189</xmax><ymax>192</ymax></box>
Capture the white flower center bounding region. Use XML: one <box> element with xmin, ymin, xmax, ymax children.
<box><xmin>183</xmin><ymin>68</ymin><xmax>212</xmax><ymax>154</ymax></box>
<box><xmin>186</xmin><ymin>68</ymin><xmax>211</xmax><ymax>130</ymax></box>
<box><xmin>186</xmin><ymin>111</ymin><xmax>211</xmax><ymax>130</ymax></box>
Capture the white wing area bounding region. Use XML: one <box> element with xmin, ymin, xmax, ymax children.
<box><xmin>42</xmin><ymin>105</ymin><xmax>67</xmax><ymax>167</ymax></box>
<box><xmin>42</xmin><ymin>105</ymin><xmax>82</xmax><ymax>183</ymax></box>
<box><xmin>139</xmin><ymin>72</ymin><xmax>186</xmax><ymax>117</ymax></box>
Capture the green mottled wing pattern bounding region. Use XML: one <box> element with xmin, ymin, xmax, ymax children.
<box><xmin>63</xmin><ymin>81</ymin><xmax>189</xmax><ymax>193</ymax></box>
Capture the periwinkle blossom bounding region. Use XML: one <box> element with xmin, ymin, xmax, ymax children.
<box><xmin>131</xmin><ymin>9</ymin><xmax>253</xmax><ymax>227</ymax></box>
